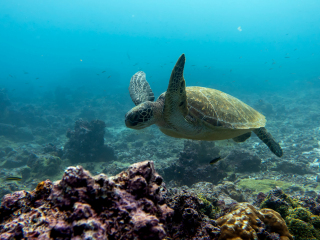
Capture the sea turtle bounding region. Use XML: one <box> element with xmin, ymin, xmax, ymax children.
<box><xmin>125</xmin><ymin>54</ymin><xmax>283</xmax><ymax>157</ymax></box>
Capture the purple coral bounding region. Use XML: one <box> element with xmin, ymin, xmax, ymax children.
<box><xmin>0</xmin><ymin>161</ymin><xmax>173</xmax><ymax>240</ymax></box>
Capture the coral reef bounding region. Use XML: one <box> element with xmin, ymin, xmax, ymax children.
<box><xmin>271</xmin><ymin>159</ymin><xmax>315</xmax><ymax>174</ymax></box>
<box><xmin>216</xmin><ymin>202</ymin><xmax>293</xmax><ymax>240</ymax></box>
<box><xmin>161</xmin><ymin>140</ymin><xmax>226</xmax><ymax>186</ymax></box>
<box><xmin>286</xmin><ymin>207</ymin><xmax>320</xmax><ymax>239</ymax></box>
<box><xmin>165</xmin><ymin>191</ymin><xmax>220</xmax><ymax>239</ymax></box>
<box><xmin>28</xmin><ymin>155</ymin><xmax>62</xmax><ymax>176</ymax></box>
<box><xmin>221</xmin><ymin>148</ymin><xmax>262</xmax><ymax>173</ymax></box>
<box><xmin>0</xmin><ymin>149</ymin><xmax>34</xmax><ymax>168</ymax></box>
<box><xmin>0</xmin><ymin>162</ymin><xmax>295</xmax><ymax>240</ymax></box>
<box><xmin>259</xmin><ymin>187</ymin><xmax>299</xmax><ymax>219</ymax></box>
<box><xmin>259</xmin><ymin>187</ymin><xmax>320</xmax><ymax>240</ymax></box>
<box><xmin>63</xmin><ymin>119</ymin><xmax>116</xmax><ymax>163</ymax></box>
<box><xmin>0</xmin><ymin>161</ymin><xmax>172</xmax><ymax>240</ymax></box>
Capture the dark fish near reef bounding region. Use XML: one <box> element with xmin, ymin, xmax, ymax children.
<box><xmin>5</xmin><ymin>176</ymin><xmax>22</xmax><ymax>181</ymax></box>
<box><xmin>209</xmin><ymin>157</ymin><xmax>222</xmax><ymax>165</ymax></box>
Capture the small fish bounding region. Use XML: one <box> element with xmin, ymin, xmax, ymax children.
<box><xmin>210</xmin><ymin>157</ymin><xmax>222</xmax><ymax>165</ymax></box>
<box><xmin>108</xmin><ymin>75</ymin><xmax>111</xmax><ymax>78</ymax></box>
<box><xmin>230</xmin><ymin>69</ymin><xmax>232</xmax><ymax>72</ymax></box>
<box><xmin>269</xmin><ymin>68</ymin><xmax>273</xmax><ymax>70</ymax></box>
<box><xmin>80</xmin><ymin>59</ymin><xmax>83</xmax><ymax>62</ymax></box>
<box><xmin>133</xmin><ymin>63</ymin><xmax>138</xmax><ymax>66</ymax></box>
<box><xmin>237</xmin><ymin>26</ymin><xmax>242</xmax><ymax>32</ymax></box>
<box><xmin>24</xmin><ymin>71</ymin><xmax>28</xmax><ymax>74</ymax></box>
<box><xmin>102</xmin><ymin>71</ymin><xmax>106</xmax><ymax>73</ymax></box>
<box><xmin>36</xmin><ymin>77</ymin><xmax>39</xmax><ymax>79</ymax></box>
<box><xmin>6</xmin><ymin>176</ymin><xmax>22</xmax><ymax>181</ymax></box>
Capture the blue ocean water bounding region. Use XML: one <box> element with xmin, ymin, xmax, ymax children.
<box><xmin>1</xmin><ymin>0</ymin><xmax>319</xmax><ymax>103</ymax></box>
<box><xmin>1</xmin><ymin>2</ymin><xmax>320</xmax><ymax>237</ymax></box>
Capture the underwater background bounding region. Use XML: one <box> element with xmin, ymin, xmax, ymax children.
<box><xmin>0</xmin><ymin>0</ymin><xmax>320</xmax><ymax>239</ymax></box>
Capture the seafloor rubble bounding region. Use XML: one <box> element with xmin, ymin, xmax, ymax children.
<box><xmin>0</xmin><ymin>86</ymin><xmax>320</xmax><ymax>239</ymax></box>
<box><xmin>3</xmin><ymin>160</ymin><xmax>320</xmax><ymax>239</ymax></box>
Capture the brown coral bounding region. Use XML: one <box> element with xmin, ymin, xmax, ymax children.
<box><xmin>0</xmin><ymin>161</ymin><xmax>173</xmax><ymax>240</ymax></box>
<box><xmin>216</xmin><ymin>203</ymin><xmax>293</xmax><ymax>240</ymax></box>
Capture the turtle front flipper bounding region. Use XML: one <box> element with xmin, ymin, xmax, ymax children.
<box><xmin>253</xmin><ymin>127</ymin><xmax>283</xmax><ymax>157</ymax></box>
<box><xmin>129</xmin><ymin>71</ymin><xmax>155</xmax><ymax>106</ymax></box>
<box><xmin>163</xmin><ymin>54</ymin><xmax>189</xmax><ymax>126</ymax></box>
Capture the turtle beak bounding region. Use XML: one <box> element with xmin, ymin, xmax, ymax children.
<box><xmin>125</xmin><ymin>112</ymin><xmax>139</xmax><ymax>128</ymax></box>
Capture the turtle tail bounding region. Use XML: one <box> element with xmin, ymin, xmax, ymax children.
<box><xmin>253</xmin><ymin>127</ymin><xmax>283</xmax><ymax>157</ymax></box>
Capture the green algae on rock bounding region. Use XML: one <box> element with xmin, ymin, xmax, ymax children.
<box><xmin>260</xmin><ymin>187</ymin><xmax>299</xmax><ymax>219</ymax></box>
<box><xmin>238</xmin><ymin>178</ymin><xmax>302</xmax><ymax>194</ymax></box>
<box><xmin>197</xmin><ymin>194</ymin><xmax>220</xmax><ymax>219</ymax></box>
<box><xmin>286</xmin><ymin>207</ymin><xmax>320</xmax><ymax>240</ymax></box>
<box><xmin>259</xmin><ymin>187</ymin><xmax>320</xmax><ymax>240</ymax></box>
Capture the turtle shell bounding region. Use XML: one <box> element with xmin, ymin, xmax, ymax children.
<box><xmin>186</xmin><ymin>87</ymin><xmax>266</xmax><ymax>129</ymax></box>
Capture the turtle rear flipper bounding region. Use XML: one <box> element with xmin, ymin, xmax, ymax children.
<box><xmin>253</xmin><ymin>127</ymin><xmax>283</xmax><ymax>157</ymax></box>
<box><xmin>233</xmin><ymin>132</ymin><xmax>251</xmax><ymax>142</ymax></box>
<box><xmin>129</xmin><ymin>71</ymin><xmax>155</xmax><ymax>106</ymax></box>
<box><xmin>163</xmin><ymin>54</ymin><xmax>189</xmax><ymax>125</ymax></box>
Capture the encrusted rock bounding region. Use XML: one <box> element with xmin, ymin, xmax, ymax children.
<box><xmin>162</xmin><ymin>140</ymin><xmax>225</xmax><ymax>186</ymax></box>
<box><xmin>216</xmin><ymin>202</ymin><xmax>293</xmax><ymax>240</ymax></box>
<box><xmin>0</xmin><ymin>161</ymin><xmax>173</xmax><ymax>240</ymax></box>
<box><xmin>63</xmin><ymin>119</ymin><xmax>116</xmax><ymax>163</ymax></box>
<box><xmin>222</xmin><ymin>148</ymin><xmax>262</xmax><ymax>173</ymax></box>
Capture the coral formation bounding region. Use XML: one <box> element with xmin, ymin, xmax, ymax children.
<box><xmin>165</xmin><ymin>190</ymin><xmax>220</xmax><ymax>239</ymax></box>
<box><xmin>0</xmin><ymin>161</ymin><xmax>172</xmax><ymax>240</ymax></box>
<box><xmin>63</xmin><ymin>119</ymin><xmax>116</xmax><ymax>163</ymax></box>
<box><xmin>286</xmin><ymin>207</ymin><xmax>320</xmax><ymax>239</ymax></box>
<box><xmin>198</xmin><ymin>194</ymin><xmax>219</xmax><ymax>219</ymax></box>
<box><xmin>162</xmin><ymin>140</ymin><xmax>226</xmax><ymax>186</ymax></box>
<box><xmin>259</xmin><ymin>187</ymin><xmax>320</xmax><ymax>240</ymax></box>
<box><xmin>0</xmin><ymin>162</ymin><xmax>299</xmax><ymax>239</ymax></box>
<box><xmin>260</xmin><ymin>187</ymin><xmax>299</xmax><ymax>219</ymax></box>
<box><xmin>216</xmin><ymin>202</ymin><xmax>293</xmax><ymax>240</ymax></box>
<box><xmin>222</xmin><ymin>148</ymin><xmax>262</xmax><ymax>173</ymax></box>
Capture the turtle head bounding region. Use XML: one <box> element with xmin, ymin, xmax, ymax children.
<box><xmin>125</xmin><ymin>101</ymin><xmax>156</xmax><ymax>129</ymax></box>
